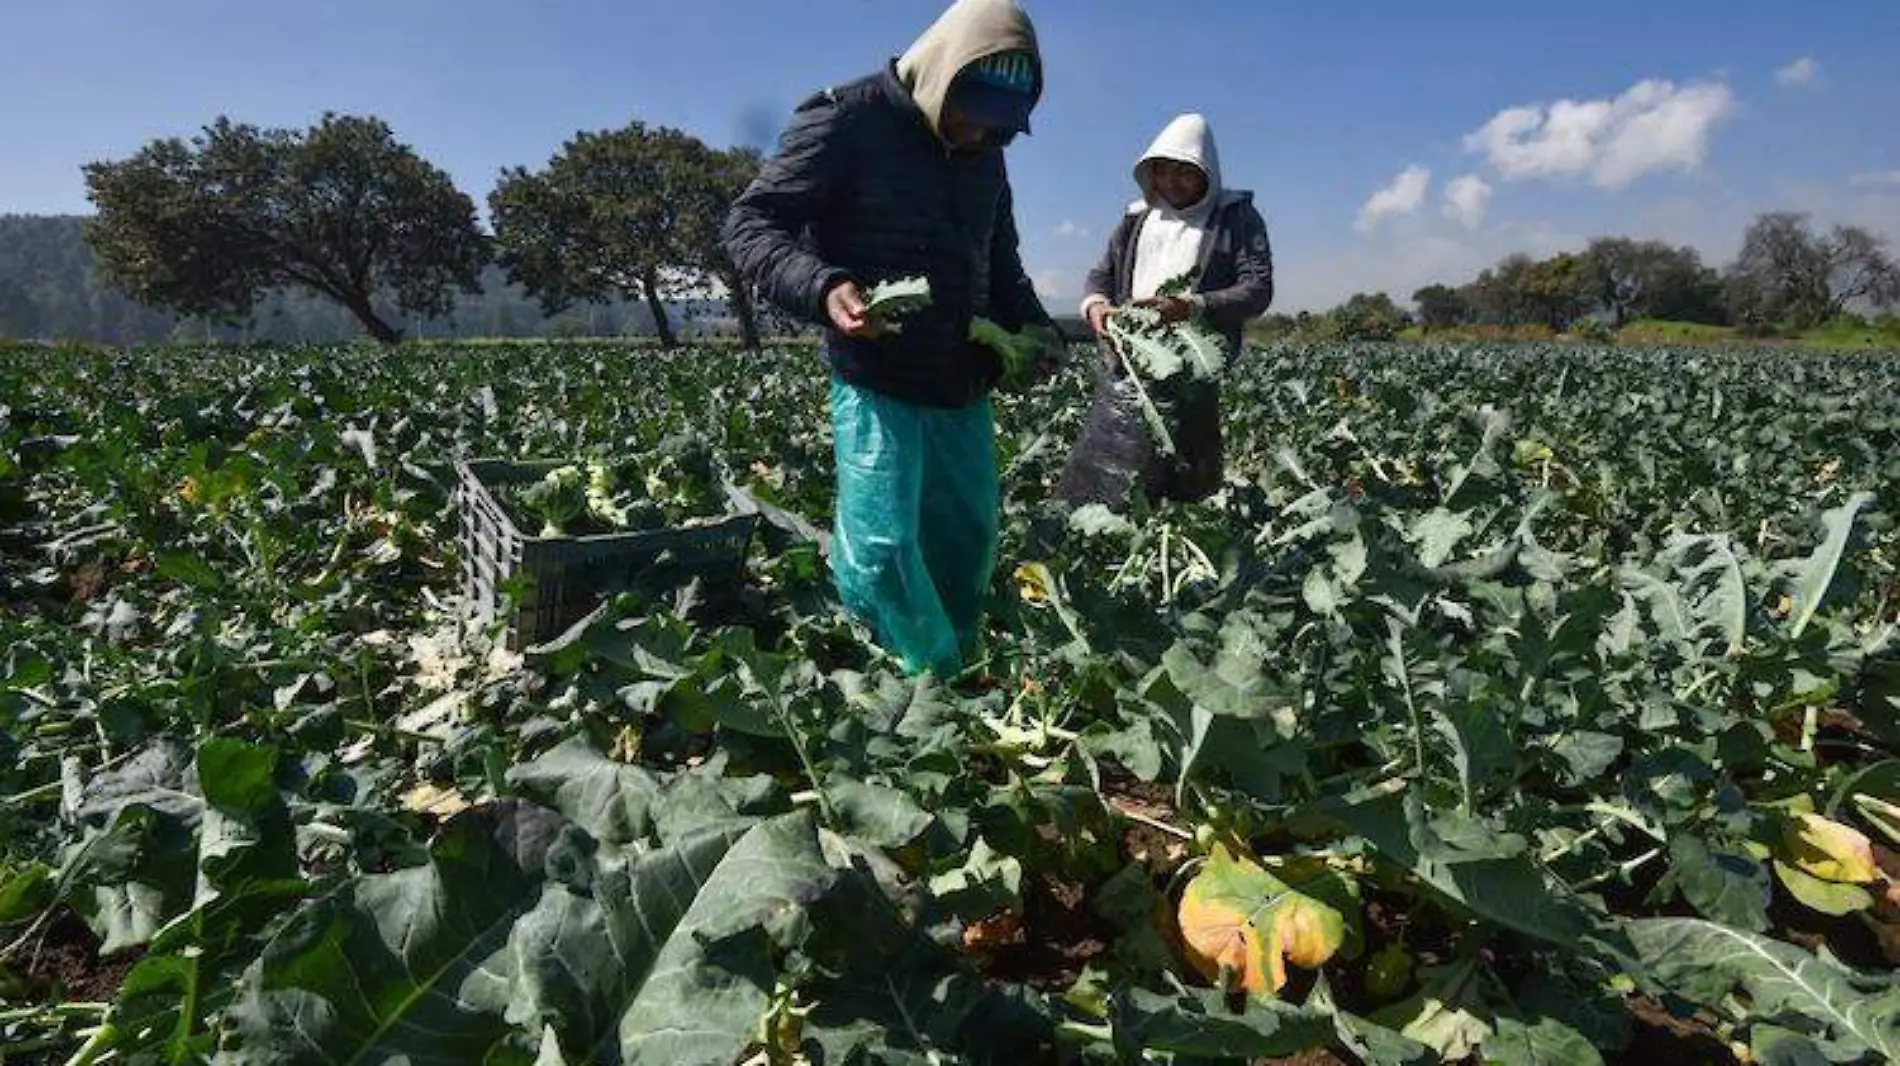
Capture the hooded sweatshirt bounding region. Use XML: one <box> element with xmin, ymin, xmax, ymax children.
<box><xmin>1129</xmin><ymin>114</ymin><xmax>1222</xmax><ymax>301</ymax></box>
<box><xmin>896</xmin><ymin>0</ymin><xmax>1042</xmax><ymax>141</ymax></box>
<box><xmin>720</xmin><ymin>0</ymin><xmax>1054</xmax><ymax>409</ymax></box>
<box><xmin>1078</xmin><ymin>113</ymin><xmax>1274</xmax><ymax>355</ymax></box>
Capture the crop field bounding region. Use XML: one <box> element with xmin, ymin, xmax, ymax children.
<box><xmin>2</xmin><ymin>339</ymin><xmax>1898</xmax><ymax>1065</ymax></box>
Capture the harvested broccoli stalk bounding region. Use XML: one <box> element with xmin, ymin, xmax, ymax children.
<box><xmin>584</xmin><ymin>460</ymin><xmax>629</xmax><ymax>527</ymax></box>
<box><xmin>863</xmin><ymin>276</ymin><xmax>933</xmax><ymax>333</ymax></box>
<box><xmin>518</xmin><ymin>465</ymin><xmax>588</xmax><ymax>537</ymax></box>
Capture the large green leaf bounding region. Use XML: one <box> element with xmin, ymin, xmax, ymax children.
<box><xmin>505</xmin><ymin>736</ymin><xmax>662</xmax><ymax>847</ymax></box>
<box><xmin>826</xmin><ymin>776</ymin><xmax>934</xmax><ymax>850</ymax></box>
<box><xmin>60</xmin><ymin>803</ymin><xmax>197</xmax><ymax>954</ymax></box>
<box><xmin>1782</xmin><ymin>492</ymin><xmax>1874</xmax><ymax>638</ymax></box>
<box><xmin>1670</xmin><ymin>834</ymin><xmax>1771</xmax><ymax>932</ymax></box>
<box><xmin>498</xmin><ymin>811</ymin><xmax>837</xmax><ymax>1065</ymax></box>
<box><xmin>216</xmin><ymin>801</ymin><xmax>569</xmax><ymax>1065</ymax></box>
<box><xmin>1629</xmin><ymin>918</ymin><xmax>1900</xmax><ymax>1062</ymax></box>
<box><xmin>107</xmin><ymin>739</ymin><xmax>305</xmax><ymax>1065</ymax></box>
<box><xmin>1407</xmin><ymin>507</ymin><xmax>1474</xmax><ymax>569</ymax></box>
<box><xmin>1107</xmin><ymin>985</ymin><xmax>1335</xmax><ymax>1059</ymax></box>
<box><xmin>1483</xmin><ymin>1014</ymin><xmax>1606</xmax><ymax>1066</ymax></box>
<box><xmin>1333</xmin><ymin>791</ymin><xmax>1598</xmax><ymax>950</ymax></box>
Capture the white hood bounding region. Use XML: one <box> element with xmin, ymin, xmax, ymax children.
<box><xmin>1132</xmin><ymin>113</ymin><xmax>1222</xmax><ymax>214</ymax></box>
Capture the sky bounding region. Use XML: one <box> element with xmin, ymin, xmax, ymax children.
<box><xmin>3</xmin><ymin>0</ymin><xmax>1898</xmax><ymax>313</ymax></box>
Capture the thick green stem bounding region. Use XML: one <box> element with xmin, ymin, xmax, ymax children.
<box><xmin>755</xmin><ymin>675</ymin><xmax>835</xmax><ymax>831</ymax></box>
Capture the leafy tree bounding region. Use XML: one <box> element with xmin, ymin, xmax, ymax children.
<box><xmin>489</xmin><ymin>122</ymin><xmax>711</xmax><ymax>347</ymax></box>
<box><xmin>81</xmin><ymin>114</ymin><xmax>490</xmax><ymax>345</ymax></box>
<box><xmin>1411</xmin><ymin>284</ymin><xmax>1469</xmax><ymax>330</ymax></box>
<box><xmin>1521</xmin><ymin>252</ymin><xmax>1592</xmax><ymax>331</ymax></box>
<box><xmin>673</xmin><ymin>144</ymin><xmax>766</xmax><ymax>351</ymax></box>
<box><xmin>0</xmin><ymin>277</ymin><xmax>34</xmax><ymax>339</ymax></box>
<box><xmin>1580</xmin><ymin>238</ymin><xmax>1726</xmax><ymax>327</ymax></box>
<box><xmin>1725</xmin><ymin>212</ymin><xmax>1900</xmax><ymax>332</ymax></box>
<box><xmin>1461</xmin><ymin>254</ymin><xmax>1537</xmax><ymax>327</ymax></box>
<box><xmin>1330</xmin><ymin>292</ymin><xmax>1408</xmax><ymax>341</ymax></box>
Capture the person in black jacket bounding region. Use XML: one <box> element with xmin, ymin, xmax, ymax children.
<box><xmin>722</xmin><ymin>0</ymin><xmax>1060</xmax><ymax>679</ymax></box>
<box><xmin>1056</xmin><ymin>113</ymin><xmax>1275</xmax><ymax>509</ymax></box>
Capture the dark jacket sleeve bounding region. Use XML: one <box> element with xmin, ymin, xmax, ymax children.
<box><xmin>1198</xmin><ymin>203</ymin><xmax>1274</xmax><ymax>328</ymax></box>
<box><xmin>986</xmin><ymin>178</ymin><xmax>1054</xmax><ymax>332</ymax></box>
<box><xmin>720</xmin><ymin>90</ymin><xmax>854</xmax><ymax>327</ymax></box>
<box><xmin>1083</xmin><ymin>214</ymin><xmax>1134</xmax><ymax>306</ymax></box>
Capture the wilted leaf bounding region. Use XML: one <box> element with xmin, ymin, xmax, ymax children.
<box><xmin>1782</xmin><ymin>813</ymin><xmax>1878</xmax><ymax>884</ymax></box>
<box><xmin>1774</xmin><ymin>860</ymin><xmax>1875</xmax><ymax>916</ymax></box>
<box><xmin>1177</xmin><ymin>844</ymin><xmax>1353</xmax><ymax>996</ymax></box>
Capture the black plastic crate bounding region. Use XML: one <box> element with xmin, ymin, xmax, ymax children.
<box><xmin>456</xmin><ymin>457</ymin><xmax>759</xmax><ymax>650</ymax></box>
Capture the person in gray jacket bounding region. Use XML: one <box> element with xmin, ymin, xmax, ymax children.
<box><xmin>1057</xmin><ymin>113</ymin><xmax>1274</xmax><ymax>508</ymax></box>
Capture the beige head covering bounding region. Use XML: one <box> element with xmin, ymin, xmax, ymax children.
<box><xmin>895</xmin><ymin>0</ymin><xmax>1042</xmax><ymax>139</ymax></box>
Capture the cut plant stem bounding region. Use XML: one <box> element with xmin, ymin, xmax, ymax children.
<box><xmin>1105</xmin><ymin>797</ymin><xmax>1193</xmax><ymax>841</ymax></box>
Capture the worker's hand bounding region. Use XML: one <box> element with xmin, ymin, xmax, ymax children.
<box><xmin>1085</xmin><ymin>300</ymin><xmax>1114</xmax><ymax>338</ymax></box>
<box><xmin>1135</xmin><ymin>294</ymin><xmax>1196</xmax><ymax>324</ymax></box>
<box><xmin>825</xmin><ymin>280</ymin><xmax>887</xmax><ymax>339</ymax></box>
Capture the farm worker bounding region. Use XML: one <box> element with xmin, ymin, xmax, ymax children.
<box><xmin>1055</xmin><ymin>113</ymin><xmax>1275</xmax><ymax>508</ymax></box>
<box><xmin>722</xmin><ymin>0</ymin><xmax>1062</xmax><ymax>679</ymax></box>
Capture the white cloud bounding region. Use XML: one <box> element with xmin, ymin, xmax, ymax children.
<box><xmin>1443</xmin><ymin>174</ymin><xmax>1494</xmax><ymax>228</ymax></box>
<box><xmin>1032</xmin><ymin>269</ymin><xmax>1072</xmax><ymax>301</ymax></box>
<box><xmin>1464</xmin><ymin>78</ymin><xmax>1735</xmax><ymax>189</ymax></box>
<box><xmin>1053</xmin><ymin>220</ymin><xmax>1090</xmax><ymax>239</ymax></box>
<box><xmin>1356</xmin><ymin>165</ymin><xmax>1431</xmax><ymax>234</ymax></box>
<box><xmin>1776</xmin><ymin>57</ymin><xmax>1818</xmax><ymax>87</ymax></box>
<box><xmin>1281</xmin><ymin>217</ymin><xmax>1588</xmax><ymax>313</ymax></box>
<box><xmin>1850</xmin><ymin>171</ymin><xmax>1900</xmax><ymax>188</ymax></box>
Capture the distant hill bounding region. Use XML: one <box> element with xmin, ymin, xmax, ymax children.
<box><xmin>0</xmin><ymin>214</ymin><xmax>762</xmax><ymax>345</ymax></box>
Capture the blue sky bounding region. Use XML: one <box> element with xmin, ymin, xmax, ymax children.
<box><xmin>3</xmin><ymin>0</ymin><xmax>1897</xmax><ymax>312</ymax></box>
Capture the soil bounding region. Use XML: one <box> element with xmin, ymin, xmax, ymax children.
<box><xmin>973</xmin><ymin>871</ymin><xmax>1117</xmax><ymax>991</ymax></box>
<box><xmin>1262</xmin><ymin>1051</ymin><xmax>1355</xmax><ymax>1066</ymax></box>
<box><xmin>1620</xmin><ymin>996</ymin><xmax>1736</xmax><ymax>1065</ymax></box>
<box><xmin>1099</xmin><ymin>769</ymin><xmax>1191</xmax><ymax>876</ymax></box>
<box><xmin>16</xmin><ymin>910</ymin><xmax>139</xmax><ymax>1004</ymax></box>
<box><xmin>1772</xmin><ymin>888</ymin><xmax>1888</xmax><ymax>971</ymax></box>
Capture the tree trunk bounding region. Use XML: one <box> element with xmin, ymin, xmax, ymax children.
<box><xmin>341</xmin><ymin>290</ymin><xmax>402</xmax><ymax>345</ymax></box>
<box><xmin>725</xmin><ymin>269</ymin><xmax>762</xmax><ymax>352</ymax></box>
<box><xmin>641</xmin><ymin>268</ymin><xmax>677</xmax><ymax>348</ymax></box>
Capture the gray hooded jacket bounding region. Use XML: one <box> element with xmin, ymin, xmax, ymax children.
<box><xmin>1081</xmin><ymin>114</ymin><xmax>1274</xmax><ymax>354</ymax></box>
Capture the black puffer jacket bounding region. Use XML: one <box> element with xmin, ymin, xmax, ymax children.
<box><xmin>721</xmin><ymin>65</ymin><xmax>1052</xmax><ymax>409</ymax></box>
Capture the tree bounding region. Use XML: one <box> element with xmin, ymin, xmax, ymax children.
<box><xmin>0</xmin><ymin>277</ymin><xmax>35</xmax><ymax>339</ymax></box>
<box><xmin>1725</xmin><ymin>212</ymin><xmax>1900</xmax><ymax>331</ymax></box>
<box><xmin>489</xmin><ymin>122</ymin><xmax>709</xmax><ymax>347</ymax></box>
<box><xmin>1330</xmin><ymin>292</ymin><xmax>1408</xmax><ymax>341</ymax></box>
<box><xmin>1462</xmin><ymin>254</ymin><xmax>1537</xmax><ymax>326</ymax></box>
<box><xmin>1579</xmin><ymin>238</ymin><xmax>1725</xmax><ymax>327</ymax></box>
<box><xmin>1411</xmin><ymin>284</ymin><xmax>1469</xmax><ymax>330</ymax></box>
<box><xmin>1521</xmin><ymin>252</ymin><xmax>1592</xmax><ymax>331</ymax></box>
<box><xmin>82</xmin><ymin>114</ymin><xmax>489</xmax><ymax>345</ymax></box>
<box><xmin>673</xmin><ymin>145</ymin><xmax>765</xmax><ymax>351</ymax></box>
